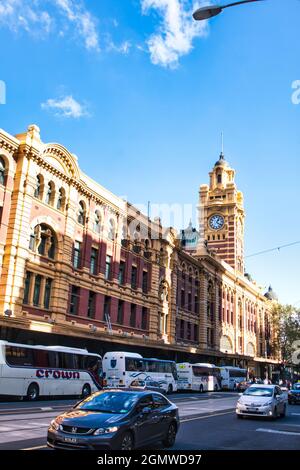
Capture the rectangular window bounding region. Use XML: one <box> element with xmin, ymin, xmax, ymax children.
<box><xmin>141</xmin><ymin>307</ymin><xmax>148</xmax><ymax>330</ymax></box>
<box><xmin>88</xmin><ymin>291</ymin><xmax>96</xmax><ymax>319</ymax></box>
<box><xmin>194</xmin><ymin>324</ymin><xmax>198</xmax><ymax>342</ymax></box>
<box><xmin>105</xmin><ymin>255</ymin><xmax>112</xmax><ymax>280</ymax></box>
<box><xmin>70</xmin><ymin>285</ymin><xmax>80</xmax><ymax>315</ymax></box>
<box><xmin>131</xmin><ymin>266</ymin><xmax>137</xmax><ymax>290</ymax></box>
<box><xmin>23</xmin><ymin>271</ymin><xmax>32</xmax><ymax>304</ymax></box>
<box><xmin>90</xmin><ymin>248</ymin><xmax>98</xmax><ymax>275</ymax></box>
<box><xmin>103</xmin><ymin>295</ymin><xmax>111</xmax><ymax>321</ymax></box>
<box><xmin>73</xmin><ymin>241</ymin><xmax>81</xmax><ymax>269</ymax></box>
<box><xmin>142</xmin><ymin>270</ymin><xmax>148</xmax><ymax>294</ymax></box>
<box><xmin>130</xmin><ymin>304</ymin><xmax>136</xmax><ymax>328</ymax></box>
<box><xmin>33</xmin><ymin>275</ymin><xmax>42</xmax><ymax>306</ymax></box>
<box><xmin>118</xmin><ymin>261</ymin><xmax>126</xmax><ymax>285</ymax></box>
<box><xmin>180</xmin><ymin>320</ymin><xmax>184</xmax><ymax>339</ymax></box>
<box><xmin>194</xmin><ymin>295</ymin><xmax>198</xmax><ymax>314</ymax></box>
<box><xmin>44</xmin><ymin>278</ymin><xmax>52</xmax><ymax>309</ymax></box>
<box><xmin>188</xmin><ymin>292</ymin><xmax>192</xmax><ymax>311</ymax></box>
<box><xmin>117</xmin><ymin>300</ymin><xmax>124</xmax><ymax>325</ymax></box>
<box><xmin>181</xmin><ymin>289</ymin><xmax>185</xmax><ymax>308</ymax></box>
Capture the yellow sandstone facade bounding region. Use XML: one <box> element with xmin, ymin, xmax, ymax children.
<box><xmin>0</xmin><ymin>125</ymin><xmax>279</xmax><ymax>378</ymax></box>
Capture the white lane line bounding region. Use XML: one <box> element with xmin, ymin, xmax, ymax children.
<box><xmin>256</xmin><ymin>428</ymin><xmax>300</xmax><ymax>436</ymax></box>
<box><xmin>291</xmin><ymin>413</ymin><xmax>300</xmax><ymax>416</ymax></box>
<box><xmin>40</xmin><ymin>407</ymin><xmax>53</xmax><ymax>411</ymax></box>
<box><xmin>181</xmin><ymin>411</ymin><xmax>234</xmax><ymax>423</ymax></box>
<box><xmin>22</xmin><ymin>445</ymin><xmax>48</xmax><ymax>451</ymax></box>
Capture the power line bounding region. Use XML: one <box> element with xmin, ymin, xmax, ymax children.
<box><xmin>246</xmin><ymin>240</ymin><xmax>300</xmax><ymax>258</ymax></box>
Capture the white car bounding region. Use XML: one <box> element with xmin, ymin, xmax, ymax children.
<box><xmin>236</xmin><ymin>384</ymin><xmax>287</xmax><ymax>419</ymax></box>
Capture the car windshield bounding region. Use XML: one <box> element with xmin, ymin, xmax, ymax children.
<box><xmin>244</xmin><ymin>387</ymin><xmax>273</xmax><ymax>397</ymax></box>
<box><xmin>76</xmin><ymin>392</ymin><xmax>139</xmax><ymax>414</ymax></box>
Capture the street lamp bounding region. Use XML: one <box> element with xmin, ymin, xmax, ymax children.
<box><xmin>193</xmin><ymin>0</ymin><xmax>265</xmax><ymax>21</ymax></box>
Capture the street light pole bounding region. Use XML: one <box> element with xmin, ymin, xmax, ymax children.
<box><xmin>193</xmin><ymin>0</ymin><xmax>265</xmax><ymax>21</ymax></box>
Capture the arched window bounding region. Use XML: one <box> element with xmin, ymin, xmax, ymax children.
<box><xmin>45</xmin><ymin>182</ymin><xmax>55</xmax><ymax>206</ymax></box>
<box><xmin>34</xmin><ymin>174</ymin><xmax>43</xmax><ymax>199</ymax></box>
<box><xmin>78</xmin><ymin>201</ymin><xmax>86</xmax><ymax>225</ymax></box>
<box><xmin>0</xmin><ymin>157</ymin><xmax>5</xmax><ymax>185</ymax></box>
<box><xmin>94</xmin><ymin>210</ymin><xmax>101</xmax><ymax>233</ymax></box>
<box><xmin>108</xmin><ymin>219</ymin><xmax>116</xmax><ymax>241</ymax></box>
<box><xmin>29</xmin><ymin>224</ymin><xmax>56</xmax><ymax>259</ymax></box>
<box><xmin>57</xmin><ymin>188</ymin><xmax>66</xmax><ymax>211</ymax></box>
<box><xmin>217</xmin><ymin>173</ymin><xmax>222</xmax><ymax>184</ymax></box>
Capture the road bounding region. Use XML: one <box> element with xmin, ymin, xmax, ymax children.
<box><xmin>0</xmin><ymin>392</ymin><xmax>299</xmax><ymax>450</ymax></box>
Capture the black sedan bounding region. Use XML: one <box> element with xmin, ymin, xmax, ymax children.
<box><xmin>47</xmin><ymin>389</ymin><xmax>179</xmax><ymax>450</ymax></box>
<box><xmin>288</xmin><ymin>383</ymin><xmax>300</xmax><ymax>404</ymax></box>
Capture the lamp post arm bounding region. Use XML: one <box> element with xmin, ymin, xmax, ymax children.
<box><xmin>223</xmin><ymin>0</ymin><xmax>265</xmax><ymax>10</ymax></box>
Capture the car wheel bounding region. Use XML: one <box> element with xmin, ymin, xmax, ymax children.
<box><xmin>162</xmin><ymin>422</ymin><xmax>177</xmax><ymax>448</ymax></box>
<box><xmin>120</xmin><ymin>432</ymin><xmax>134</xmax><ymax>451</ymax></box>
<box><xmin>27</xmin><ymin>383</ymin><xmax>39</xmax><ymax>401</ymax></box>
<box><xmin>199</xmin><ymin>385</ymin><xmax>204</xmax><ymax>393</ymax></box>
<box><xmin>236</xmin><ymin>414</ymin><xmax>243</xmax><ymax>419</ymax></box>
<box><xmin>167</xmin><ymin>384</ymin><xmax>173</xmax><ymax>395</ymax></box>
<box><xmin>81</xmin><ymin>383</ymin><xmax>91</xmax><ymax>398</ymax></box>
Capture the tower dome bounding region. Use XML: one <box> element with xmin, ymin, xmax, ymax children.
<box><xmin>264</xmin><ymin>285</ymin><xmax>278</xmax><ymax>301</ymax></box>
<box><xmin>214</xmin><ymin>152</ymin><xmax>229</xmax><ymax>167</ymax></box>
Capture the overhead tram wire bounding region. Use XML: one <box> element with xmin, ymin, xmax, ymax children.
<box><xmin>246</xmin><ymin>240</ymin><xmax>300</xmax><ymax>258</ymax></box>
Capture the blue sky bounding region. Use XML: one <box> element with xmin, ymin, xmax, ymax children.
<box><xmin>0</xmin><ymin>0</ymin><xmax>299</xmax><ymax>305</ymax></box>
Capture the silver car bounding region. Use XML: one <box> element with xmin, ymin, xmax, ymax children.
<box><xmin>236</xmin><ymin>384</ymin><xmax>287</xmax><ymax>419</ymax></box>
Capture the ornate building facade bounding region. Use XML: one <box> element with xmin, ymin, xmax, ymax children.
<box><xmin>0</xmin><ymin>125</ymin><xmax>279</xmax><ymax>377</ymax></box>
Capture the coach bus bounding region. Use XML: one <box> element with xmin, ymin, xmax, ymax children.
<box><xmin>103</xmin><ymin>351</ymin><xmax>178</xmax><ymax>394</ymax></box>
<box><xmin>176</xmin><ymin>363</ymin><xmax>222</xmax><ymax>392</ymax></box>
<box><xmin>0</xmin><ymin>340</ymin><xmax>102</xmax><ymax>400</ymax></box>
<box><xmin>220</xmin><ymin>366</ymin><xmax>248</xmax><ymax>390</ymax></box>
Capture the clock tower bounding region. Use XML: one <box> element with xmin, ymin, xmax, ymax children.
<box><xmin>198</xmin><ymin>153</ymin><xmax>245</xmax><ymax>273</ymax></box>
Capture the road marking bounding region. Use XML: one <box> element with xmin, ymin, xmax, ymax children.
<box><xmin>40</xmin><ymin>407</ymin><xmax>53</xmax><ymax>411</ymax></box>
<box><xmin>181</xmin><ymin>410</ymin><xmax>234</xmax><ymax>423</ymax></box>
<box><xmin>291</xmin><ymin>413</ymin><xmax>300</xmax><ymax>416</ymax></box>
<box><xmin>22</xmin><ymin>445</ymin><xmax>48</xmax><ymax>450</ymax></box>
<box><xmin>256</xmin><ymin>428</ymin><xmax>300</xmax><ymax>436</ymax></box>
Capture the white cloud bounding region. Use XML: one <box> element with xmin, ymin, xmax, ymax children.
<box><xmin>107</xmin><ymin>40</ymin><xmax>132</xmax><ymax>55</ymax></box>
<box><xmin>0</xmin><ymin>0</ymin><xmax>52</xmax><ymax>35</ymax></box>
<box><xmin>141</xmin><ymin>0</ymin><xmax>208</xmax><ymax>68</ymax></box>
<box><xmin>41</xmin><ymin>95</ymin><xmax>89</xmax><ymax>118</ymax></box>
<box><xmin>0</xmin><ymin>0</ymin><xmax>99</xmax><ymax>51</ymax></box>
<box><xmin>55</xmin><ymin>0</ymin><xmax>99</xmax><ymax>51</ymax></box>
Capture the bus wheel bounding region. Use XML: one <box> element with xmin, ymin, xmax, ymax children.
<box><xmin>27</xmin><ymin>383</ymin><xmax>39</xmax><ymax>401</ymax></box>
<box><xmin>81</xmin><ymin>384</ymin><xmax>91</xmax><ymax>398</ymax></box>
<box><xmin>199</xmin><ymin>385</ymin><xmax>204</xmax><ymax>393</ymax></box>
<box><xmin>167</xmin><ymin>384</ymin><xmax>173</xmax><ymax>395</ymax></box>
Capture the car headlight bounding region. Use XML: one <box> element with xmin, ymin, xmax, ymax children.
<box><xmin>50</xmin><ymin>419</ymin><xmax>60</xmax><ymax>431</ymax></box>
<box><xmin>94</xmin><ymin>426</ymin><xmax>119</xmax><ymax>436</ymax></box>
<box><xmin>264</xmin><ymin>401</ymin><xmax>273</xmax><ymax>406</ymax></box>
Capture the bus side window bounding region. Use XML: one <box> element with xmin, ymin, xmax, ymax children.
<box><xmin>48</xmin><ymin>351</ymin><xmax>59</xmax><ymax>368</ymax></box>
<box><xmin>5</xmin><ymin>346</ymin><xmax>34</xmax><ymax>367</ymax></box>
<box><xmin>33</xmin><ymin>349</ymin><xmax>49</xmax><ymax>367</ymax></box>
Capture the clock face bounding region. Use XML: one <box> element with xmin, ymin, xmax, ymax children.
<box><xmin>209</xmin><ymin>214</ymin><xmax>224</xmax><ymax>231</ymax></box>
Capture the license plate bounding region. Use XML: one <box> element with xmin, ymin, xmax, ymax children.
<box><xmin>247</xmin><ymin>408</ymin><xmax>257</xmax><ymax>412</ymax></box>
<box><xmin>64</xmin><ymin>437</ymin><xmax>77</xmax><ymax>443</ymax></box>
